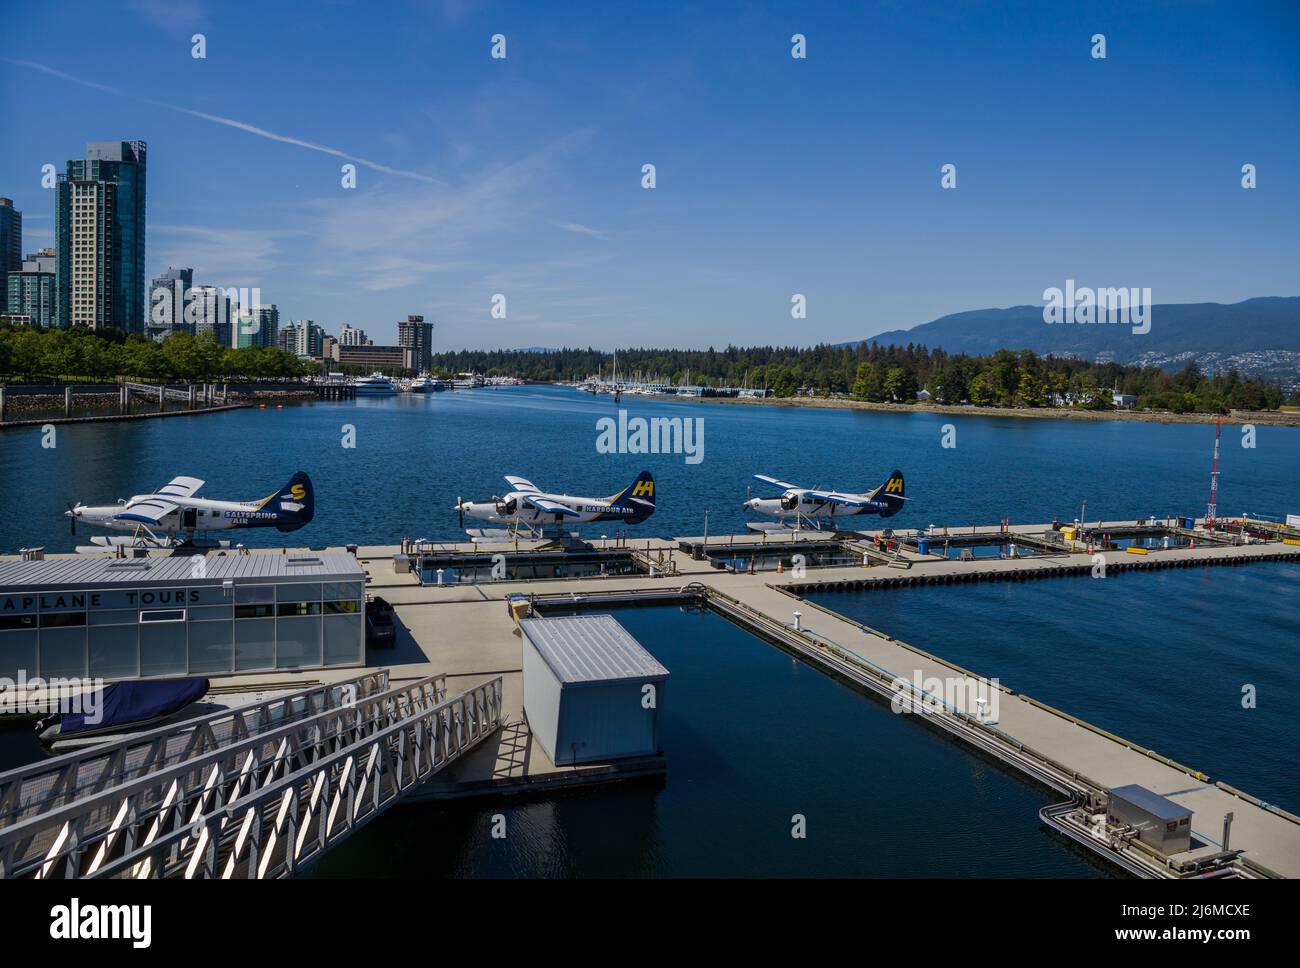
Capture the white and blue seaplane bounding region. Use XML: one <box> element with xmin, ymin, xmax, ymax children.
<box><xmin>65</xmin><ymin>472</ymin><xmax>314</xmax><ymax>553</ymax></box>
<box><xmin>743</xmin><ymin>469</ymin><xmax>907</xmax><ymax>532</ymax></box>
<box><xmin>454</xmin><ymin>472</ymin><xmax>655</xmax><ymax>542</ymax></box>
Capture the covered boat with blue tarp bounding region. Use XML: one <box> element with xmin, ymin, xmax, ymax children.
<box><xmin>36</xmin><ymin>677</ymin><xmax>210</xmax><ymax>746</ymax></box>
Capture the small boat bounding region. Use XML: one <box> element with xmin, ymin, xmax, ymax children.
<box><xmin>352</xmin><ymin>372</ymin><xmax>399</xmax><ymax>396</ymax></box>
<box><xmin>35</xmin><ymin>677</ymin><xmax>210</xmax><ymax>747</ymax></box>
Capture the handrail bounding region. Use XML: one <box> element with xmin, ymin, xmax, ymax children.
<box><xmin>0</xmin><ymin>675</ymin><xmax>458</xmax><ymax>879</ymax></box>
<box><xmin>92</xmin><ymin>677</ymin><xmax>503</xmax><ymax>879</ymax></box>
<box><xmin>0</xmin><ymin>671</ymin><xmax>396</xmax><ymax>830</ymax></box>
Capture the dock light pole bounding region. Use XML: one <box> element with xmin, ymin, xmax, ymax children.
<box><xmin>703</xmin><ymin>510</ymin><xmax>710</xmax><ymax>550</ymax></box>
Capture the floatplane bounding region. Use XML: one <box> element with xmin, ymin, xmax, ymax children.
<box><xmin>454</xmin><ymin>471</ymin><xmax>655</xmax><ymax>543</ymax></box>
<box><xmin>743</xmin><ymin>469</ymin><xmax>907</xmax><ymax>532</ymax></box>
<box><xmin>65</xmin><ymin>472</ymin><xmax>315</xmax><ymax>554</ymax></box>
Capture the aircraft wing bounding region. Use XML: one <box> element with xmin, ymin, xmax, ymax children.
<box><xmin>504</xmin><ymin>476</ymin><xmax>541</xmax><ymax>493</ymax></box>
<box><xmin>156</xmin><ymin>476</ymin><xmax>204</xmax><ymax>499</ymax></box>
<box><xmin>112</xmin><ymin>498</ymin><xmax>180</xmax><ymax>524</ymax></box>
<box><xmin>754</xmin><ymin>474</ymin><xmax>800</xmax><ymax>490</ymax></box>
<box><xmin>805</xmin><ymin>490</ymin><xmax>873</xmax><ymax>507</ymax></box>
<box><xmin>522</xmin><ymin>495</ymin><xmax>581</xmax><ymax>517</ymax></box>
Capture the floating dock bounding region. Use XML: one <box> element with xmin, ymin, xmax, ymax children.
<box><xmin>2</xmin><ymin>516</ymin><xmax>1298</xmax><ymax>878</ymax></box>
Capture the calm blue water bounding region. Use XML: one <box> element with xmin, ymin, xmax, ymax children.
<box><xmin>312</xmin><ymin>605</ymin><xmax>1110</xmax><ymax>878</ymax></box>
<box><xmin>811</xmin><ymin>562</ymin><xmax>1300</xmax><ymax>814</ymax></box>
<box><xmin>1</xmin><ymin>385</ymin><xmax>1297</xmax><ymax>552</ymax></box>
<box><xmin>2</xmin><ymin>389</ymin><xmax>1296</xmax><ymax>876</ymax></box>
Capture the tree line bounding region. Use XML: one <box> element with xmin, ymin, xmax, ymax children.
<box><xmin>0</xmin><ymin>325</ymin><xmax>315</xmax><ymax>382</ymax></box>
<box><xmin>431</xmin><ymin>343</ymin><xmax>1291</xmax><ymax>412</ymax></box>
<box><xmin>1</xmin><ymin>326</ymin><xmax>1291</xmax><ymax>411</ymax></box>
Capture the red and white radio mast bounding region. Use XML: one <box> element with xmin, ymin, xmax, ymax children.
<box><xmin>1206</xmin><ymin>416</ymin><xmax>1221</xmax><ymax>528</ymax></box>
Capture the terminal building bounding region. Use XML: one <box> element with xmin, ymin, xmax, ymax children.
<box><xmin>0</xmin><ymin>552</ymin><xmax>367</xmax><ymax>682</ymax></box>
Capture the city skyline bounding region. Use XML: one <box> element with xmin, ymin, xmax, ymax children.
<box><xmin>2</xmin><ymin>0</ymin><xmax>1298</xmax><ymax>349</ymax></box>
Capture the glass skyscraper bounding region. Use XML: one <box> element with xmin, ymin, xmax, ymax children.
<box><xmin>0</xmin><ymin>198</ymin><xmax>21</xmax><ymax>314</ymax></box>
<box><xmin>55</xmin><ymin>141</ymin><xmax>147</xmax><ymax>331</ymax></box>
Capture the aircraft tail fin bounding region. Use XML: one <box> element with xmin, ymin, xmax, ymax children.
<box><xmin>273</xmin><ymin>471</ymin><xmax>315</xmax><ymax>531</ymax></box>
<box><xmin>875</xmin><ymin>469</ymin><xmax>905</xmax><ymax>517</ymax></box>
<box><xmin>610</xmin><ymin>470</ymin><xmax>656</xmax><ymax>521</ymax></box>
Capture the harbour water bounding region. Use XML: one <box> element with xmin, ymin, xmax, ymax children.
<box><xmin>2</xmin><ymin>385</ymin><xmax>1297</xmax><ymax>552</ymax></box>
<box><xmin>312</xmin><ymin>604</ymin><xmax>1110</xmax><ymax>878</ymax></box>
<box><xmin>1</xmin><ymin>386</ymin><xmax>1296</xmax><ymax>876</ymax></box>
<box><xmin>810</xmin><ymin>562</ymin><xmax>1300</xmax><ymax>815</ymax></box>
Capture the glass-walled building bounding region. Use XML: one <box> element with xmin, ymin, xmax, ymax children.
<box><xmin>0</xmin><ymin>552</ymin><xmax>366</xmax><ymax>682</ymax></box>
<box><xmin>55</xmin><ymin>141</ymin><xmax>147</xmax><ymax>332</ymax></box>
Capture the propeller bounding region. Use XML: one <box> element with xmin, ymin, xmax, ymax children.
<box><xmin>457</xmin><ymin>496</ymin><xmax>464</xmax><ymax>529</ymax></box>
<box><xmin>66</xmin><ymin>502</ymin><xmax>78</xmax><ymax>536</ymax></box>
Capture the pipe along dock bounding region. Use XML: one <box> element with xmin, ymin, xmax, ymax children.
<box><xmin>2</xmin><ymin>517</ymin><xmax>1298</xmax><ymax>878</ymax></box>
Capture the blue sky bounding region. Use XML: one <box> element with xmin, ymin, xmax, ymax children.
<box><xmin>2</xmin><ymin>0</ymin><xmax>1297</xmax><ymax>349</ymax></box>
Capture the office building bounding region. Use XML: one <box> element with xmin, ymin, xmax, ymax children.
<box><xmin>331</xmin><ymin>343</ymin><xmax>411</xmax><ymax>372</ymax></box>
<box><xmin>55</xmin><ymin>141</ymin><xmax>147</xmax><ymax>331</ymax></box>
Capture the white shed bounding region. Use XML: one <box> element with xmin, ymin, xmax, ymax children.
<box><xmin>519</xmin><ymin>614</ymin><xmax>669</xmax><ymax>766</ymax></box>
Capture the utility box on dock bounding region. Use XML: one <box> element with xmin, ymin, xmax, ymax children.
<box><xmin>1107</xmin><ymin>784</ymin><xmax>1193</xmax><ymax>856</ymax></box>
<box><xmin>519</xmin><ymin>614</ymin><xmax>668</xmax><ymax>766</ymax></box>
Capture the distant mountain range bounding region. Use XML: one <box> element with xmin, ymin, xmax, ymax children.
<box><xmin>851</xmin><ymin>297</ymin><xmax>1300</xmax><ymax>385</ymax></box>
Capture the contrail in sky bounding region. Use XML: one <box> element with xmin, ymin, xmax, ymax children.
<box><xmin>1</xmin><ymin>57</ymin><xmax>437</xmax><ymax>184</ymax></box>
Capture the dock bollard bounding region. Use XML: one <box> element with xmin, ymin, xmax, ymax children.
<box><xmin>436</xmin><ymin>568</ymin><xmax>445</xmax><ymax>585</ymax></box>
<box><xmin>792</xmin><ymin>610</ymin><xmax>803</xmax><ymax>631</ymax></box>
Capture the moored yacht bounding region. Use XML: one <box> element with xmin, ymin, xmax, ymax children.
<box><xmin>352</xmin><ymin>372</ymin><xmax>399</xmax><ymax>396</ymax></box>
<box><xmin>407</xmin><ymin>373</ymin><xmax>446</xmax><ymax>393</ymax></box>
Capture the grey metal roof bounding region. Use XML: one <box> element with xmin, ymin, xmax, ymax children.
<box><xmin>0</xmin><ymin>552</ymin><xmax>364</xmax><ymax>589</ymax></box>
<box><xmin>1110</xmin><ymin>784</ymin><xmax>1192</xmax><ymax>821</ymax></box>
<box><xmin>520</xmin><ymin>615</ymin><xmax>669</xmax><ymax>685</ymax></box>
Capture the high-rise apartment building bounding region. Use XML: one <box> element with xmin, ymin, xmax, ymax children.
<box><xmin>7</xmin><ymin>270</ymin><xmax>56</xmax><ymax>328</ymax></box>
<box><xmin>280</xmin><ymin>319</ymin><xmax>325</xmax><ymax>358</ymax></box>
<box><xmin>147</xmin><ymin>266</ymin><xmax>194</xmax><ymax>340</ymax></box>
<box><xmin>236</xmin><ymin>303</ymin><xmax>280</xmax><ymax>349</ymax></box>
<box><xmin>338</xmin><ymin>323</ymin><xmax>368</xmax><ymax>346</ymax></box>
<box><xmin>55</xmin><ymin>141</ymin><xmax>147</xmax><ymax>331</ymax></box>
<box><xmin>190</xmin><ymin>284</ymin><xmax>232</xmax><ymax>347</ymax></box>
<box><xmin>397</xmin><ymin>315</ymin><xmax>434</xmax><ymax>373</ymax></box>
<box><xmin>0</xmin><ymin>198</ymin><xmax>21</xmax><ymax>314</ymax></box>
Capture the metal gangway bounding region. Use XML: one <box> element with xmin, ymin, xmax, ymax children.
<box><xmin>124</xmin><ymin>381</ymin><xmax>228</xmax><ymax>406</ymax></box>
<box><xmin>0</xmin><ymin>670</ymin><xmax>503</xmax><ymax>879</ymax></box>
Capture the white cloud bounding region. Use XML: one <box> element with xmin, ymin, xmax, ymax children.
<box><xmin>150</xmin><ymin>223</ymin><xmax>294</xmax><ymax>284</ymax></box>
<box><xmin>558</xmin><ymin>222</ymin><xmax>609</xmax><ymax>240</ymax></box>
